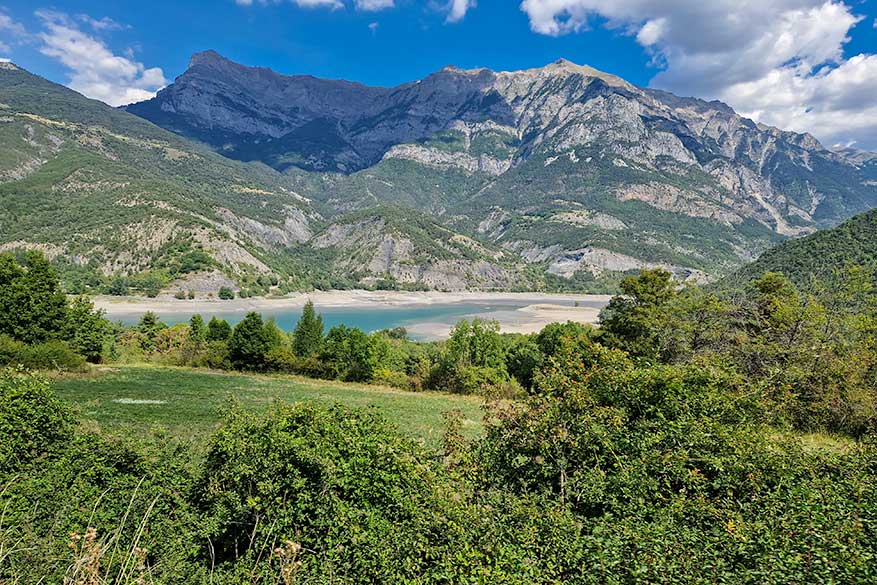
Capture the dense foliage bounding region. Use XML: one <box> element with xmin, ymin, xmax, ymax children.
<box><xmin>0</xmin><ymin>252</ymin><xmax>109</xmax><ymax>369</ymax></box>
<box><xmin>725</xmin><ymin>208</ymin><xmax>877</xmax><ymax>289</ymax></box>
<box><xmin>3</xmin><ymin>261</ymin><xmax>877</xmax><ymax>582</ymax></box>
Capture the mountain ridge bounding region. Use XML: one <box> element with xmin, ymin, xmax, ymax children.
<box><xmin>3</xmin><ymin>53</ymin><xmax>877</xmax><ymax>295</ymax></box>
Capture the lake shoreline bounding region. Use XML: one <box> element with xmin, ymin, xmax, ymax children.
<box><xmin>93</xmin><ymin>290</ymin><xmax>611</xmax><ymax>339</ymax></box>
<box><xmin>93</xmin><ymin>290</ymin><xmax>613</xmax><ymax>314</ymax></box>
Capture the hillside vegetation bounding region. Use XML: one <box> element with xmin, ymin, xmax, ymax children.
<box><xmin>130</xmin><ymin>52</ymin><xmax>877</xmax><ymax>284</ymax></box>
<box><xmin>725</xmin><ymin>208</ymin><xmax>877</xmax><ymax>288</ymax></box>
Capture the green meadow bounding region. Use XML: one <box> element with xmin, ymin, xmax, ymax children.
<box><xmin>52</xmin><ymin>364</ymin><xmax>486</xmax><ymax>447</ymax></box>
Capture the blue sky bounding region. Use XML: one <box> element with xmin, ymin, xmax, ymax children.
<box><xmin>1</xmin><ymin>0</ymin><xmax>876</xmax><ymax>148</ymax></box>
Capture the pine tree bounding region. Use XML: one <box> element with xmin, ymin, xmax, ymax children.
<box><xmin>229</xmin><ymin>312</ymin><xmax>279</xmax><ymax>370</ymax></box>
<box><xmin>292</xmin><ymin>300</ymin><xmax>324</xmax><ymax>357</ymax></box>
<box><xmin>207</xmin><ymin>317</ymin><xmax>232</xmax><ymax>342</ymax></box>
<box><xmin>189</xmin><ymin>314</ymin><xmax>207</xmax><ymax>342</ymax></box>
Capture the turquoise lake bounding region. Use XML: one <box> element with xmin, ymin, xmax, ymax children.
<box><xmin>105</xmin><ymin>298</ymin><xmax>607</xmax><ymax>340</ymax></box>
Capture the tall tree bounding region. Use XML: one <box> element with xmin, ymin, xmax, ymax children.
<box><xmin>599</xmin><ymin>269</ymin><xmax>677</xmax><ymax>359</ymax></box>
<box><xmin>189</xmin><ymin>314</ymin><xmax>207</xmax><ymax>342</ymax></box>
<box><xmin>292</xmin><ymin>300</ymin><xmax>324</xmax><ymax>357</ymax></box>
<box><xmin>229</xmin><ymin>312</ymin><xmax>279</xmax><ymax>370</ymax></box>
<box><xmin>207</xmin><ymin>317</ymin><xmax>233</xmax><ymax>342</ymax></box>
<box><xmin>0</xmin><ymin>252</ymin><xmax>68</xmax><ymax>344</ymax></box>
<box><xmin>63</xmin><ymin>297</ymin><xmax>110</xmax><ymax>363</ymax></box>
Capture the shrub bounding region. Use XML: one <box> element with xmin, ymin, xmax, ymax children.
<box><xmin>263</xmin><ymin>346</ymin><xmax>299</xmax><ymax>373</ymax></box>
<box><xmin>0</xmin><ymin>336</ymin><xmax>86</xmax><ymax>371</ymax></box>
<box><xmin>440</xmin><ymin>364</ymin><xmax>517</xmax><ymax>396</ymax></box>
<box><xmin>196</xmin><ymin>403</ymin><xmax>444</xmax><ymax>578</ymax></box>
<box><xmin>373</xmin><ymin>367</ymin><xmax>411</xmax><ymax>389</ymax></box>
<box><xmin>218</xmin><ymin>287</ymin><xmax>235</xmax><ymax>300</ymax></box>
<box><xmin>0</xmin><ymin>369</ymin><xmax>74</xmax><ymax>474</ymax></box>
<box><xmin>193</xmin><ymin>340</ymin><xmax>231</xmax><ymax>370</ymax></box>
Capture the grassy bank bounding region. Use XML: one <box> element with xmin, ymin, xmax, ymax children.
<box><xmin>52</xmin><ymin>364</ymin><xmax>486</xmax><ymax>446</ymax></box>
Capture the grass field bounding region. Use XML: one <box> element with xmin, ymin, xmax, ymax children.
<box><xmin>52</xmin><ymin>365</ymin><xmax>487</xmax><ymax>447</ymax></box>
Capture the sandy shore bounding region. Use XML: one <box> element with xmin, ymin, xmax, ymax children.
<box><xmin>404</xmin><ymin>302</ymin><xmax>604</xmax><ymax>339</ymax></box>
<box><xmin>94</xmin><ymin>290</ymin><xmax>611</xmax><ymax>339</ymax></box>
<box><xmin>94</xmin><ymin>290</ymin><xmax>612</xmax><ymax>314</ymax></box>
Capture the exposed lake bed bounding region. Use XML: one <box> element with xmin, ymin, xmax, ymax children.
<box><xmin>95</xmin><ymin>291</ymin><xmax>611</xmax><ymax>340</ymax></box>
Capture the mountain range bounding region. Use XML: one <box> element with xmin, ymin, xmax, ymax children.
<box><xmin>2</xmin><ymin>52</ymin><xmax>876</xmax><ymax>295</ymax></box>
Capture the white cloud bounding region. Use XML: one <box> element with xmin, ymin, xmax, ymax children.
<box><xmin>35</xmin><ymin>10</ymin><xmax>167</xmax><ymax>107</ymax></box>
<box><xmin>520</xmin><ymin>0</ymin><xmax>877</xmax><ymax>149</ymax></box>
<box><xmin>368</xmin><ymin>21</ymin><xmax>380</xmax><ymax>32</ymax></box>
<box><xmin>446</xmin><ymin>0</ymin><xmax>476</xmax><ymax>22</ymax></box>
<box><xmin>294</xmin><ymin>0</ymin><xmax>344</xmax><ymax>8</ymax></box>
<box><xmin>236</xmin><ymin>0</ymin><xmax>394</xmax><ymax>10</ymax></box>
<box><xmin>77</xmin><ymin>15</ymin><xmax>125</xmax><ymax>31</ymax></box>
<box><xmin>0</xmin><ymin>11</ymin><xmax>26</xmax><ymax>55</ymax></box>
<box><xmin>235</xmin><ymin>0</ymin><xmax>344</xmax><ymax>7</ymax></box>
<box><xmin>356</xmin><ymin>0</ymin><xmax>395</xmax><ymax>10</ymax></box>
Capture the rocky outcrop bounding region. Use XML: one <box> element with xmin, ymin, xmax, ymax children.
<box><xmin>382</xmin><ymin>144</ymin><xmax>511</xmax><ymax>176</ymax></box>
<box><xmin>310</xmin><ymin>213</ymin><xmax>521</xmax><ymax>290</ymax></box>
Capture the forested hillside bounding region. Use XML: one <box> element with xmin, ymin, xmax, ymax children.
<box><xmin>724</xmin><ymin>208</ymin><xmax>877</xmax><ymax>288</ymax></box>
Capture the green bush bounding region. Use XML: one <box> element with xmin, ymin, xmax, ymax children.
<box><xmin>197</xmin><ymin>403</ymin><xmax>446</xmax><ymax>578</ymax></box>
<box><xmin>0</xmin><ymin>336</ymin><xmax>86</xmax><ymax>371</ymax></box>
<box><xmin>440</xmin><ymin>364</ymin><xmax>518</xmax><ymax>396</ymax></box>
<box><xmin>0</xmin><ymin>369</ymin><xmax>74</xmax><ymax>474</ymax></box>
<box><xmin>218</xmin><ymin>286</ymin><xmax>235</xmax><ymax>300</ymax></box>
<box><xmin>263</xmin><ymin>345</ymin><xmax>299</xmax><ymax>372</ymax></box>
<box><xmin>373</xmin><ymin>366</ymin><xmax>411</xmax><ymax>389</ymax></box>
<box><xmin>196</xmin><ymin>340</ymin><xmax>231</xmax><ymax>370</ymax></box>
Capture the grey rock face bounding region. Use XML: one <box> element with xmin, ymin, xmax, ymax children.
<box><xmin>128</xmin><ymin>51</ymin><xmax>876</xmax><ymax>234</ymax></box>
<box><xmin>120</xmin><ymin>52</ymin><xmax>877</xmax><ymax>286</ymax></box>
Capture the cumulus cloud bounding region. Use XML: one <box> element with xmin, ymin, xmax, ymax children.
<box><xmin>520</xmin><ymin>0</ymin><xmax>877</xmax><ymax>149</ymax></box>
<box><xmin>35</xmin><ymin>10</ymin><xmax>167</xmax><ymax>107</ymax></box>
<box><xmin>446</xmin><ymin>0</ymin><xmax>476</xmax><ymax>22</ymax></box>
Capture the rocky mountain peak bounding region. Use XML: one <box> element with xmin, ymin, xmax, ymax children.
<box><xmin>188</xmin><ymin>49</ymin><xmax>227</xmax><ymax>68</ymax></box>
<box><xmin>124</xmin><ymin>51</ymin><xmax>876</xmax><ymax>241</ymax></box>
<box><xmin>4</xmin><ymin>58</ymin><xmax>877</xmax><ymax>292</ymax></box>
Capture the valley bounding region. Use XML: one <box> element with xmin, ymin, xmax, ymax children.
<box><xmin>3</xmin><ymin>54</ymin><xmax>875</xmax><ymax>297</ymax></box>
